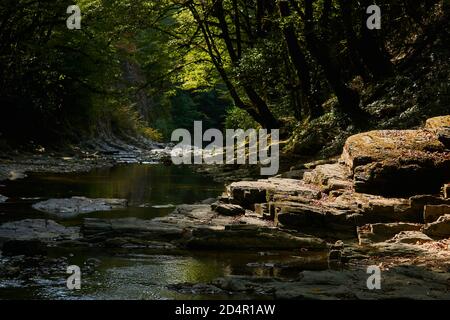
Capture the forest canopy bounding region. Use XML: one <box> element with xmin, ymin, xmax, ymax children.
<box><xmin>0</xmin><ymin>0</ymin><xmax>448</xmax><ymax>154</ymax></box>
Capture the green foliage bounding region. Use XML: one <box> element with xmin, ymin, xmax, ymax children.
<box><xmin>140</xmin><ymin>127</ymin><xmax>164</xmax><ymax>142</ymax></box>
<box><xmin>225</xmin><ymin>107</ymin><xmax>260</xmax><ymax>130</ymax></box>
<box><xmin>0</xmin><ymin>0</ymin><xmax>445</xmax><ymax>154</ymax></box>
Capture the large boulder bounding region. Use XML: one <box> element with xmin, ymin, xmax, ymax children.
<box><xmin>341</xmin><ymin>122</ymin><xmax>450</xmax><ymax>196</ymax></box>
<box><xmin>426</xmin><ymin>115</ymin><xmax>450</xmax><ymax>148</ymax></box>
<box><xmin>32</xmin><ymin>196</ymin><xmax>128</xmax><ymax>217</ymax></box>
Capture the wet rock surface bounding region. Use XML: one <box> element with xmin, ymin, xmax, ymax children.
<box><xmin>0</xmin><ymin>136</ymin><xmax>169</xmax><ymax>182</ymax></box>
<box><xmin>80</xmin><ymin>204</ymin><xmax>326</xmax><ymax>251</ymax></box>
<box><xmin>32</xmin><ymin>197</ymin><xmax>128</xmax><ymax>217</ymax></box>
<box><xmin>170</xmin><ymin>264</ymin><xmax>450</xmax><ymax>299</ymax></box>
<box><xmin>0</xmin><ymin>219</ymin><xmax>80</xmax><ymax>243</ymax></box>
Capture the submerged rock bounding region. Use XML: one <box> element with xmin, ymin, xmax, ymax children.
<box><xmin>170</xmin><ymin>265</ymin><xmax>450</xmax><ymax>299</ymax></box>
<box><xmin>32</xmin><ymin>196</ymin><xmax>128</xmax><ymax>217</ymax></box>
<box><xmin>0</xmin><ymin>219</ymin><xmax>80</xmax><ymax>244</ymax></box>
<box><xmin>82</xmin><ymin>217</ymin><xmax>185</xmax><ymax>243</ymax></box>
<box><xmin>0</xmin><ymin>194</ymin><xmax>8</xmax><ymax>203</ymax></box>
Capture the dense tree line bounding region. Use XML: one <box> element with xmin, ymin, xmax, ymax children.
<box><xmin>163</xmin><ymin>0</ymin><xmax>444</xmax><ymax>128</ymax></box>
<box><xmin>0</xmin><ymin>0</ymin><xmax>447</xmax><ymax>147</ymax></box>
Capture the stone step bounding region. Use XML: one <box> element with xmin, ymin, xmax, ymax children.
<box><xmin>424</xmin><ymin>205</ymin><xmax>450</xmax><ymax>223</ymax></box>
<box><xmin>422</xmin><ymin>214</ymin><xmax>450</xmax><ymax>238</ymax></box>
<box><xmin>357</xmin><ymin>222</ymin><xmax>422</xmax><ymax>245</ymax></box>
<box><xmin>302</xmin><ymin>163</ymin><xmax>352</xmax><ymax>193</ymax></box>
<box><xmin>273</xmin><ymin>202</ymin><xmax>356</xmax><ymax>239</ymax></box>
<box><xmin>254</xmin><ymin>203</ymin><xmax>270</xmax><ymax>219</ymax></box>
<box><xmin>228</xmin><ymin>179</ymin><xmax>321</xmax><ymax>210</ymax></box>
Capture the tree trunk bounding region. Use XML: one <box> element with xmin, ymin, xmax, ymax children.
<box><xmin>213</xmin><ymin>1</ymin><xmax>279</xmax><ymax>129</ymax></box>
<box><xmin>278</xmin><ymin>0</ymin><xmax>322</xmax><ymax>118</ymax></box>
<box><xmin>357</xmin><ymin>0</ymin><xmax>394</xmax><ymax>80</ymax></box>
<box><xmin>339</xmin><ymin>0</ymin><xmax>372</xmax><ymax>82</ymax></box>
<box><xmin>303</xmin><ymin>0</ymin><xmax>362</xmax><ymax>118</ymax></box>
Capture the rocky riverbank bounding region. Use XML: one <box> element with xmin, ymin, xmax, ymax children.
<box><xmin>0</xmin><ymin>137</ymin><xmax>171</xmax><ymax>182</ymax></box>
<box><xmin>1</xmin><ymin>115</ymin><xmax>449</xmax><ymax>299</ymax></box>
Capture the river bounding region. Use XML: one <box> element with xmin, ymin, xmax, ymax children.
<box><xmin>0</xmin><ymin>164</ymin><xmax>327</xmax><ymax>300</ymax></box>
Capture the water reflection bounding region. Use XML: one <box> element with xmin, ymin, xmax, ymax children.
<box><xmin>0</xmin><ymin>164</ymin><xmax>225</xmax><ymax>222</ymax></box>
<box><xmin>0</xmin><ymin>164</ymin><xmax>328</xmax><ymax>300</ymax></box>
<box><xmin>2</xmin><ymin>164</ymin><xmax>224</xmax><ymax>207</ymax></box>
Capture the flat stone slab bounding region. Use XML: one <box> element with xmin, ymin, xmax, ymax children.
<box><xmin>273</xmin><ymin>201</ymin><xmax>355</xmax><ymax>239</ymax></box>
<box><xmin>185</xmin><ymin>225</ymin><xmax>327</xmax><ymax>250</ymax></box>
<box><xmin>303</xmin><ymin>163</ymin><xmax>351</xmax><ymax>191</ymax></box>
<box><xmin>386</xmin><ymin>231</ymin><xmax>433</xmax><ymax>244</ymax></box>
<box><xmin>358</xmin><ymin>222</ymin><xmax>423</xmax><ymax>245</ymax></box>
<box><xmin>0</xmin><ymin>219</ymin><xmax>80</xmax><ymax>243</ymax></box>
<box><xmin>228</xmin><ymin>179</ymin><xmax>320</xmax><ymax>209</ymax></box>
<box><xmin>333</xmin><ymin>192</ymin><xmax>421</xmax><ymax>224</ymax></box>
<box><xmin>211</xmin><ymin>203</ymin><xmax>245</xmax><ymax>216</ymax></box>
<box><xmin>32</xmin><ymin>196</ymin><xmax>128</xmax><ymax>217</ymax></box>
<box><xmin>82</xmin><ymin>217</ymin><xmax>185</xmax><ymax>242</ymax></box>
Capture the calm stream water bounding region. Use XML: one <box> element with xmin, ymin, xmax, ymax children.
<box><xmin>0</xmin><ymin>164</ymin><xmax>327</xmax><ymax>300</ymax></box>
